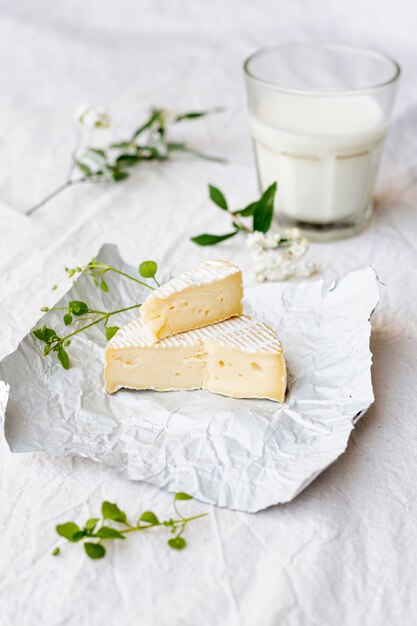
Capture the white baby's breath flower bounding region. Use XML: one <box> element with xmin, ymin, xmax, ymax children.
<box><xmin>247</xmin><ymin>229</ymin><xmax>318</xmax><ymax>282</ymax></box>
<box><xmin>74</xmin><ymin>105</ymin><xmax>111</xmax><ymax>129</ymax></box>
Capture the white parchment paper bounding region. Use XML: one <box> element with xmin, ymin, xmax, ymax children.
<box><xmin>0</xmin><ymin>245</ymin><xmax>379</xmax><ymax>512</ymax></box>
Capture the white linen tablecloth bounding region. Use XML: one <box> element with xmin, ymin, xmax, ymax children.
<box><xmin>0</xmin><ymin>1</ymin><xmax>416</xmax><ymax>624</ymax></box>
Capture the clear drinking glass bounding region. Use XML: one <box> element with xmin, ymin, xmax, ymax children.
<box><xmin>244</xmin><ymin>44</ymin><xmax>400</xmax><ymax>241</ymax></box>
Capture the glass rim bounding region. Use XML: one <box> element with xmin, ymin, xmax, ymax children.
<box><xmin>243</xmin><ymin>43</ymin><xmax>401</xmax><ymax>96</ymax></box>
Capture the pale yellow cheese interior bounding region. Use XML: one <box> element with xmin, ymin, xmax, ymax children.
<box><xmin>204</xmin><ymin>343</ymin><xmax>286</xmax><ymax>402</ymax></box>
<box><xmin>105</xmin><ymin>315</ymin><xmax>286</xmax><ymax>403</ymax></box>
<box><xmin>141</xmin><ymin>261</ymin><xmax>243</xmax><ymax>342</ymax></box>
<box><xmin>105</xmin><ymin>344</ymin><xmax>204</xmax><ymax>393</ymax></box>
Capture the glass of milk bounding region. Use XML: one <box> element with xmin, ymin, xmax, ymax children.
<box><xmin>244</xmin><ymin>44</ymin><xmax>400</xmax><ymax>240</ymax></box>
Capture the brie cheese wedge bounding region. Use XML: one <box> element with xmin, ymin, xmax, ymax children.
<box><xmin>140</xmin><ymin>260</ymin><xmax>243</xmax><ymax>342</ymax></box>
<box><xmin>105</xmin><ymin>314</ymin><xmax>286</xmax><ymax>402</ymax></box>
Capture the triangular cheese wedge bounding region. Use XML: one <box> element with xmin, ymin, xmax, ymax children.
<box><xmin>140</xmin><ymin>260</ymin><xmax>243</xmax><ymax>342</ymax></box>
<box><xmin>105</xmin><ymin>315</ymin><xmax>286</xmax><ymax>402</ymax></box>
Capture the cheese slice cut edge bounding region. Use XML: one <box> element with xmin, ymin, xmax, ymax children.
<box><xmin>105</xmin><ymin>314</ymin><xmax>286</xmax><ymax>403</ymax></box>
<box><xmin>140</xmin><ymin>260</ymin><xmax>243</xmax><ymax>343</ymax></box>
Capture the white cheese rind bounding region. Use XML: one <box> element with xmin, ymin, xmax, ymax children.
<box><xmin>151</xmin><ymin>260</ymin><xmax>240</xmax><ymax>298</ymax></box>
<box><xmin>105</xmin><ymin>315</ymin><xmax>286</xmax><ymax>402</ymax></box>
<box><xmin>140</xmin><ymin>260</ymin><xmax>243</xmax><ymax>342</ymax></box>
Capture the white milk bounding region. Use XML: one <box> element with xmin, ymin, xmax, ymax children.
<box><xmin>250</xmin><ymin>95</ymin><xmax>387</xmax><ymax>224</ymax></box>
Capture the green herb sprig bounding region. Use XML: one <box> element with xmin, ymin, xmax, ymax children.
<box><xmin>191</xmin><ymin>182</ymin><xmax>277</xmax><ymax>246</ymax></box>
<box><xmin>59</xmin><ymin>258</ymin><xmax>159</xmax><ymax>293</ymax></box>
<box><xmin>27</xmin><ymin>107</ymin><xmax>224</xmax><ymax>215</ymax></box>
<box><xmin>33</xmin><ymin>258</ymin><xmax>159</xmax><ymax>369</ymax></box>
<box><xmin>53</xmin><ymin>493</ymin><xmax>207</xmax><ymax>560</ymax></box>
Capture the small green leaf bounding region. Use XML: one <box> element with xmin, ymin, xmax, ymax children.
<box><xmin>52</xmin><ymin>547</ymin><xmax>60</xmax><ymax>556</ymax></box>
<box><xmin>132</xmin><ymin>110</ymin><xmax>161</xmax><ymax>139</ymax></box>
<box><xmin>209</xmin><ymin>184</ymin><xmax>228</xmax><ymax>211</ymax></box>
<box><xmin>63</xmin><ymin>313</ymin><xmax>72</xmax><ymax>325</ymax></box>
<box><xmin>33</xmin><ymin>326</ymin><xmax>58</xmax><ymax>344</ymax></box>
<box><xmin>174</xmin><ymin>492</ymin><xmax>193</xmax><ymax>501</ymax></box>
<box><xmin>168</xmin><ymin>537</ymin><xmax>187</xmax><ymax>550</ymax></box>
<box><xmin>51</xmin><ymin>284</ymin><xmax>58</xmax><ymax>291</ymax></box>
<box><xmin>33</xmin><ymin>327</ymin><xmax>46</xmax><ymax>341</ymax></box>
<box><xmin>110</xmin><ymin>141</ymin><xmax>134</xmax><ymax>149</ymax></box>
<box><xmin>190</xmin><ymin>231</ymin><xmax>238</xmax><ymax>246</ymax></box>
<box><xmin>139</xmin><ymin>260</ymin><xmax>158</xmax><ymax>278</ymax></box>
<box><xmin>86</xmin><ymin>147</ymin><xmax>106</xmax><ymax>160</ymax></box>
<box><xmin>69</xmin><ymin>301</ymin><xmax>89</xmax><ymax>316</ymax></box>
<box><xmin>252</xmin><ymin>182</ymin><xmax>277</xmax><ymax>233</ymax></box>
<box><xmin>101</xmin><ymin>501</ymin><xmax>127</xmax><ymax>524</ymax></box>
<box><xmin>84</xmin><ymin>542</ymin><xmax>106</xmax><ymax>559</ymax></box>
<box><xmin>75</xmin><ymin>161</ymin><xmax>93</xmax><ymax>176</ymax></box>
<box><xmin>100</xmin><ymin>279</ymin><xmax>109</xmax><ymax>292</ymax></box>
<box><xmin>111</xmin><ymin>170</ymin><xmax>129</xmax><ymax>182</ymax></box>
<box><xmin>105</xmin><ymin>326</ymin><xmax>119</xmax><ymax>341</ymax></box>
<box><xmin>85</xmin><ymin>518</ymin><xmax>100</xmax><ymax>532</ymax></box>
<box><xmin>233</xmin><ymin>201</ymin><xmax>258</xmax><ymax>217</ymax></box>
<box><xmin>43</xmin><ymin>328</ymin><xmax>58</xmax><ymax>343</ymax></box>
<box><xmin>174</xmin><ymin>108</ymin><xmax>222</xmax><ymax>122</ymax></box>
<box><xmin>138</xmin><ymin>145</ymin><xmax>162</xmax><ymax>160</ymax></box>
<box><xmin>232</xmin><ymin>221</ymin><xmax>245</xmax><ymax>231</ymax></box>
<box><xmin>56</xmin><ymin>522</ymin><xmax>84</xmax><ymax>542</ymax></box>
<box><xmin>165</xmin><ymin>142</ymin><xmax>187</xmax><ymax>152</ymax></box>
<box><xmin>139</xmin><ymin>511</ymin><xmax>160</xmax><ymax>525</ymax></box>
<box><xmin>95</xmin><ymin>526</ymin><xmax>125</xmax><ymax>539</ymax></box>
<box><xmin>40</xmin><ymin>307</ymin><xmax>50</xmax><ymax>312</ymax></box>
<box><xmin>115</xmin><ymin>154</ymin><xmax>138</xmax><ymax>167</ymax></box>
<box><xmin>58</xmin><ymin>348</ymin><xmax>70</xmax><ymax>370</ymax></box>
<box><xmin>174</xmin><ymin>111</ymin><xmax>209</xmax><ymax>121</ymax></box>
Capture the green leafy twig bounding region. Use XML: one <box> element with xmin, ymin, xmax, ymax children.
<box><xmin>33</xmin><ymin>258</ymin><xmax>159</xmax><ymax>369</ymax></box>
<box><xmin>191</xmin><ymin>182</ymin><xmax>277</xmax><ymax>246</ymax></box>
<box><xmin>62</xmin><ymin>258</ymin><xmax>158</xmax><ymax>293</ymax></box>
<box><xmin>27</xmin><ymin>107</ymin><xmax>225</xmax><ymax>215</ymax></box>
<box><xmin>53</xmin><ymin>493</ymin><xmax>207</xmax><ymax>559</ymax></box>
<box><xmin>33</xmin><ymin>303</ymin><xmax>142</xmax><ymax>369</ymax></box>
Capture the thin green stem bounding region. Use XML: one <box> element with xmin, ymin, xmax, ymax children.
<box><xmin>173</xmin><ymin>500</ymin><xmax>186</xmax><ymax>521</ymax></box>
<box><xmin>108</xmin><ymin>268</ymin><xmax>155</xmax><ymax>291</ymax></box>
<box><xmin>120</xmin><ymin>513</ymin><xmax>208</xmax><ymax>535</ymax></box>
<box><xmin>48</xmin><ymin>307</ymin><xmax>107</xmax><ymax>316</ymax></box>
<box><xmin>86</xmin><ymin>309</ymin><xmax>108</xmax><ymax>315</ymax></box>
<box><xmin>27</xmin><ymin>177</ymin><xmax>88</xmax><ymax>216</ymax></box>
<box><xmin>69</xmin><ymin>316</ymin><xmax>97</xmax><ymax>322</ymax></box>
<box><xmin>176</xmin><ymin>523</ymin><xmax>186</xmax><ymax>538</ymax></box>
<box><xmin>87</xmin><ymin>263</ymin><xmax>155</xmax><ymax>290</ymax></box>
<box><xmin>105</xmin><ymin>303</ymin><xmax>143</xmax><ymax>317</ymax></box>
<box><xmin>29</xmin><ymin>108</ymin><xmax>223</xmax><ymax>216</ymax></box>
<box><xmin>59</xmin><ymin>303</ymin><xmax>142</xmax><ymax>342</ymax></box>
<box><xmin>61</xmin><ymin>315</ymin><xmax>107</xmax><ymax>341</ymax></box>
<box><xmin>228</xmin><ymin>209</ymin><xmax>253</xmax><ymax>233</ymax></box>
<box><xmin>65</xmin><ymin>263</ymin><xmax>156</xmax><ymax>291</ymax></box>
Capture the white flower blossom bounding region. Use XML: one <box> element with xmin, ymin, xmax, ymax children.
<box><xmin>247</xmin><ymin>229</ymin><xmax>318</xmax><ymax>282</ymax></box>
<box><xmin>74</xmin><ymin>105</ymin><xmax>111</xmax><ymax>129</ymax></box>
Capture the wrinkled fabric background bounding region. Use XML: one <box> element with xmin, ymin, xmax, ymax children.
<box><xmin>0</xmin><ymin>0</ymin><xmax>416</xmax><ymax>624</ymax></box>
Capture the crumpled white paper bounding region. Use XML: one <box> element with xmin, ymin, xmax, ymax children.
<box><xmin>0</xmin><ymin>245</ymin><xmax>379</xmax><ymax>512</ymax></box>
